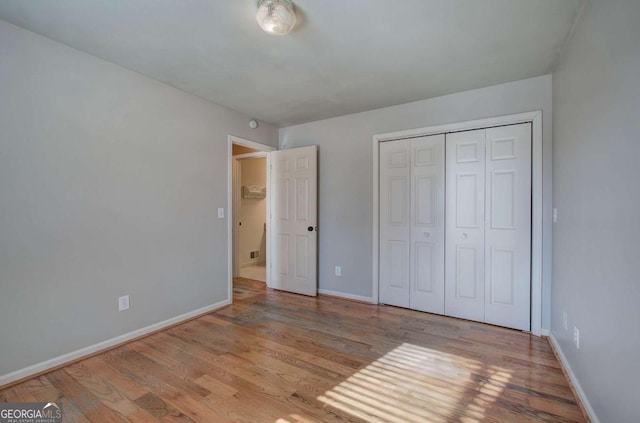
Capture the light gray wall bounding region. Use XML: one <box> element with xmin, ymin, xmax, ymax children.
<box><xmin>280</xmin><ymin>75</ymin><xmax>553</xmax><ymax>329</ymax></box>
<box><xmin>551</xmin><ymin>0</ymin><xmax>640</xmax><ymax>421</ymax></box>
<box><xmin>0</xmin><ymin>20</ymin><xmax>277</xmax><ymax>377</ymax></box>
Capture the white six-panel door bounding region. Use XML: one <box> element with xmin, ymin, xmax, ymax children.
<box><xmin>269</xmin><ymin>146</ymin><xmax>318</xmax><ymax>296</ymax></box>
<box><xmin>409</xmin><ymin>135</ymin><xmax>445</xmax><ymax>314</ymax></box>
<box><xmin>445</xmin><ymin>124</ymin><xmax>532</xmax><ymax>330</ymax></box>
<box><xmin>445</xmin><ymin>129</ymin><xmax>487</xmax><ymax>322</ymax></box>
<box><xmin>379</xmin><ymin>135</ymin><xmax>445</xmax><ymax>313</ymax></box>
<box><xmin>484</xmin><ymin>124</ymin><xmax>531</xmax><ymax>330</ymax></box>
<box><xmin>379</xmin><ymin>139</ymin><xmax>411</xmax><ymax>307</ymax></box>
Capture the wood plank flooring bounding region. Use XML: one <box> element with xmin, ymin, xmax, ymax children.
<box><xmin>1</xmin><ymin>278</ymin><xmax>585</xmax><ymax>422</ymax></box>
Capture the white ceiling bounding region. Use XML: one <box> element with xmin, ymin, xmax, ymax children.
<box><xmin>0</xmin><ymin>0</ymin><xmax>583</xmax><ymax>126</ymax></box>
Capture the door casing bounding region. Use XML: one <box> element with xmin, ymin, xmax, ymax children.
<box><xmin>372</xmin><ymin>111</ymin><xmax>544</xmax><ymax>335</ymax></box>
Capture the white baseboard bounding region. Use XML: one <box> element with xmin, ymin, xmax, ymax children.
<box><xmin>318</xmin><ymin>289</ymin><xmax>374</xmax><ymax>304</ymax></box>
<box><xmin>241</xmin><ymin>262</ymin><xmax>265</xmax><ymax>269</ymax></box>
<box><xmin>0</xmin><ymin>298</ymin><xmax>231</xmax><ymax>388</ymax></box>
<box><xmin>541</xmin><ymin>328</ymin><xmax>550</xmax><ymax>336</ymax></box>
<box><xmin>548</xmin><ymin>333</ymin><xmax>600</xmax><ymax>423</ymax></box>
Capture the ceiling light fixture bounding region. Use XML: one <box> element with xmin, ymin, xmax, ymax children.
<box><xmin>256</xmin><ymin>0</ymin><xmax>296</xmax><ymax>36</ymax></box>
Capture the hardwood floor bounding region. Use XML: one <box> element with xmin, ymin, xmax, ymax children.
<box><xmin>0</xmin><ymin>278</ymin><xmax>585</xmax><ymax>422</ymax></box>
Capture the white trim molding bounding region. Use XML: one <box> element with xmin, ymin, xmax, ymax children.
<box><xmin>227</xmin><ymin>135</ymin><xmax>276</xmax><ymax>300</ymax></box>
<box><xmin>0</xmin><ymin>299</ymin><xmax>230</xmax><ymax>388</ymax></box>
<box><xmin>318</xmin><ymin>289</ymin><xmax>375</xmax><ymax>304</ymax></box>
<box><xmin>234</xmin><ymin>152</ymin><xmax>268</xmax><ymax>160</ymax></box>
<box><xmin>372</xmin><ymin>111</ymin><xmax>545</xmax><ymax>336</ymax></box>
<box><xmin>549</xmin><ymin>333</ymin><xmax>600</xmax><ymax>423</ymax></box>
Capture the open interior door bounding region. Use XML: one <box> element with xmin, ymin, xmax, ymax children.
<box><xmin>269</xmin><ymin>146</ymin><xmax>318</xmax><ymax>296</ymax></box>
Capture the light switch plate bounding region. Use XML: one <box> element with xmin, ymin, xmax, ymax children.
<box><xmin>217</xmin><ymin>208</ymin><xmax>224</xmax><ymax>219</ymax></box>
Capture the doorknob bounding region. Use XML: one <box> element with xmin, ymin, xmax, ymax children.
<box><xmin>307</xmin><ymin>226</ymin><xmax>313</xmax><ymax>232</ymax></box>
<box><xmin>462</xmin><ymin>232</ymin><xmax>468</xmax><ymax>239</ymax></box>
<box><xmin>424</xmin><ymin>232</ymin><xmax>430</xmax><ymax>238</ymax></box>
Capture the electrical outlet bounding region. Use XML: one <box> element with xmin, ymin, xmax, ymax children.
<box><xmin>118</xmin><ymin>295</ymin><xmax>130</xmax><ymax>312</ymax></box>
<box><xmin>563</xmin><ymin>311</ymin><xmax>568</xmax><ymax>330</ymax></box>
<box><xmin>335</xmin><ymin>266</ymin><xmax>342</xmax><ymax>277</ymax></box>
<box><xmin>217</xmin><ymin>208</ymin><xmax>224</xmax><ymax>219</ymax></box>
<box><xmin>250</xmin><ymin>251</ymin><xmax>255</xmax><ymax>259</ymax></box>
<box><xmin>573</xmin><ymin>326</ymin><xmax>580</xmax><ymax>349</ymax></box>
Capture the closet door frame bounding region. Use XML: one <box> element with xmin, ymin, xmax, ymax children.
<box><xmin>372</xmin><ymin>111</ymin><xmax>544</xmax><ymax>336</ymax></box>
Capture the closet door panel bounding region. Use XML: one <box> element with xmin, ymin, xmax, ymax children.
<box><xmin>484</xmin><ymin>123</ymin><xmax>532</xmax><ymax>330</ymax></box>
<box><xmin>445</xmin><ymin>130</ymin><xmax>486</xmax><ymax>323</ymax></box>
<box><xmin>379</xmin><ymin>140</ymin><xmax>411</xmax><ymax>308</ymax></box>
<box><xmin>410</xmin><ymin>134</ymin><xmax>445</xmax><ymax>314</ymax></box>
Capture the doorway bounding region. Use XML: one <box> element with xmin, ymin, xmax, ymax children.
<box><xmin>227</xmin><ymin>136</ymin><xmax>319</xmax><ymax>302</ymax></box>
<box><xmin>234</xmin><ymin>152</ymin><xmax>267</xmax><ymax>281</ymax></box>
<box><xmin>227</xmin><ymin>136</ymin><xmax>275</xmax><ymax>301</ymax></box>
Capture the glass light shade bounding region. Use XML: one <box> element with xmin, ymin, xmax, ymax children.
<box><xmin>256</xmin><ymin>0</ymin><xmax>296</xmax><ymax>36</ymax></box>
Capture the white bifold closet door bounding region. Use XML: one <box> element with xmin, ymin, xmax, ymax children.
<box><xmin>445</xmin><ymin>123</ymin><xmax>532</xmax><ymax>331</ymax></box>
<box><xmin>379</xmin><ymin>134</ymin><xmax>445</xmax><ymax>314</ymax></box>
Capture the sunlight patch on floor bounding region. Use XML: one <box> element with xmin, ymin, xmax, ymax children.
<box><xmin>316</xmin><ymin>343</ymin><xmax>513</xmax><ymax>422</ymax></box>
